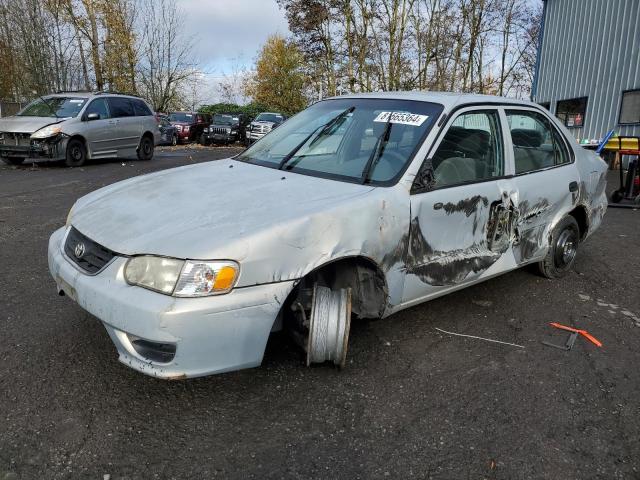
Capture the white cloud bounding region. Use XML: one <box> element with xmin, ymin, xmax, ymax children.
<box><xmin>177</xmin><ymin>0</ymin><xmax>291</xmax><ymax>75</ymax></box>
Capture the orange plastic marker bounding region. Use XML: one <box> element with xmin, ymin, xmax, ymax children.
<box><xmin>549</xmin><ymin>322</ymin><xmax>602</xmax><ymax>347</ymax></box>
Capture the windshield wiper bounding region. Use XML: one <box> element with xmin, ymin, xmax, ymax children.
<box><xmin>38</xmin><ymin>95</ymin><xmax>58</xmax><ymax>119</ymax></box>
<box><xmin>278</xmin><ymin>106</ymin><xmax>355</xmax><ymax>170</ymax></box>
<box><xmin>361</xmin><ymin>113</ymin><xmax>394</xmax><ymax>184</ymax></box>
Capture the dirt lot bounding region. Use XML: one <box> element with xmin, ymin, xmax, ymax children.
<box><xmin>1</xmin><ymin>146</ymin><xmax>639</xmax><ymax>479</ymax></box>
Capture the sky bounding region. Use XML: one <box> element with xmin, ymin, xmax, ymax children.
<box><xmin>178</xmin><ymin>0</ymin><xmax>291</xmax><ymax>103</ymax></box>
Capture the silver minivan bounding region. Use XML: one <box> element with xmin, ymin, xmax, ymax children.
<box><xmin>0</xmin><ymin>92</ymin><xmax>160</xmax><ymax>167</ymax></box>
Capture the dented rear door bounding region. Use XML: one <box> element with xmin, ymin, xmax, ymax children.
<box><xmin>504</xmin><ymin>108</ymin><xmax>579</xmax><ymax>265</ymax></box>
<box><xmin>402</xmin><ymin>107</ymin><xmax>519</xmax><ymax>304</ymax></box>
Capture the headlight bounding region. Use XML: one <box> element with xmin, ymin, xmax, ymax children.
<box><xmin>124</xmin><ymin>256</ymin><xmax>184</xmax><ymax>295</ymax></box>
<box><xmin>173</xmin><ymin>260</ymin><xmax>239</xmax><ymax>296</ymax></box>
<box><xmin>31</xmin><ymin>125</ymin><xmax>62</xmax><ymax>139</ymax></box>
<box><xmin>124</xmin><ymin>257</ymin><xmax>239</xmax><ymax>297</ymax></box>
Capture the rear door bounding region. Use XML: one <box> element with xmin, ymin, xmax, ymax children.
<box><xmin>82</xmin><ymin>98</ymin><xmax>117</xmax><ymax>157</ymax></box>
<box><xmin>402</xmin><ymin>106</ymin><xmax>519</xmax><ymax>305</ymax></box>
<box><xmin>504</xmin><ymin>108</ymin><xmax>578</xmax><ymax>264</ymax></box>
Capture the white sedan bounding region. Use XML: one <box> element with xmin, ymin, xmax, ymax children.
<box><xmin>48</xmin><ymin>92</ymin><xmax>607</xmax><ymax>379</ymax></box>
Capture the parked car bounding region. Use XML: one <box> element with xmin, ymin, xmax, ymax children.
<box><xmin>199</xmin><ymin>113</ymin><xmax>243</xmax><ymax>145</ymax></box>
<box><xmin>246</xmin><ymin>112</ymin><xmax>286</xmax><ymax>144</ymax></box>
<box><xmin>168</xmin><ymin>112</ymin><xmax>210</xmax><ymax>143</ymax></box>
<box><xmin>49</xmin><ymin>92</ymin><xmax>607</xmax><ymax>379</ymax></box>
<box><xmin>0</xmin><ymin>92</ymin><xmax>159</xmax><ymax>167</ymax></box>
<box><xmin>156</xmin><ymin>115</ymin><xmax>178</xmax><ymax>146</ymax></box>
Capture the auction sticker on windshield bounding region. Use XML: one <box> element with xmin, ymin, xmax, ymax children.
<box><xmin>373</xmin><ymin>111</ymin><xmax>429</xmax><ymax>126</ymax></box>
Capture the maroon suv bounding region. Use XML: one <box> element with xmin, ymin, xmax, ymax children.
<box><xmin>168</xmin><ymin>112</ymin><xmax>210</xmax><ymax>143</ymax></box>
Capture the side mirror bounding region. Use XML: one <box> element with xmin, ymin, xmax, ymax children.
<box><xmin>411</xmin><ymin>160</ymin><xmax>436</xmax><ymax>195</ymax></box>
<box><xmin>87</xmin><ymin>112</ymin><xmax>100</xmax><ymax>121</ymax></box>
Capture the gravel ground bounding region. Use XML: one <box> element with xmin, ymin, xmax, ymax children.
<box><xmin>1</xmin><ymin>146</ymin><xmax>639</xmax><ymax>479</ymax></box>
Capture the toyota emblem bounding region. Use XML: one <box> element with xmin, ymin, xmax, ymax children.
<box><xmin>74</xmin><ymin>242</ymin><xmax>86</xmax><ymax>259</ymax></box>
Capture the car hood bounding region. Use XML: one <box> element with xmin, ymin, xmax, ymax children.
<box><xmin>251</xmin><ymin>121</ymin><xmax>276</xmax><ymax>127</ymax></box>
<box><xmin>0</xmin><ymin>116</ymin><xmax>62</xmax><ymax>134</ymax></box>
<box><xmin>70</xmin><ymin>159</ymin><xmax>374</xmax><ymax>260</ymax></box>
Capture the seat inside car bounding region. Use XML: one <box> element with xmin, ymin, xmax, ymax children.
<box><xmin>511</xmin><ymin>128</ymin><xmax>554</xmax><ymax>173</ymax></box>
<box><xmin>432</xmin><ymin>127</ymin><xmax>491</xmax><ymax>185</ymax></box>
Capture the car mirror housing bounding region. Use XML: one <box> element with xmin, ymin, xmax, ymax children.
<box><xmin>87</xmin><ymin>113</ymin><xmax>100</xmax><ymax>121</ymax></box>
<box><xmin>411</xmin><ymin>160</ymin><xmax>436</xmax><ymax>194</ymax></box>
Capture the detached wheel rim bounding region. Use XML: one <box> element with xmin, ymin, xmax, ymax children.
<box><xmin>555</xmin><ymin>228</ymin><xmax>577</xmax><ymax>268</ymax></box>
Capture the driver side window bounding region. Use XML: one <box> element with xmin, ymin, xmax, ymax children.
<box><xmin>85</xmin><ymin>99</ymin><xmax>110</xmax><ymax>120</ymax></box>
<box><xmin>430</xmin><ymin>110</ymin><xmax>504</xmax><ymax>188</ymax></box>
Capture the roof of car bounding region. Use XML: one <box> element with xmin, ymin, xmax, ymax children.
<box><xmin>46</xmin><ymin>91</ymin><xmax>143</xmax><ymax>100</ymax></box>
<box><xmin>326</xmin><ymin>91</ymin><xmax>539</xmax><ymax>110</ymax></box>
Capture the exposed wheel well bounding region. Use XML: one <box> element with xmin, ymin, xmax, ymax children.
<box><xmin>568</xmin><ymin>205</ymin><xmax>589</xmax><ymax>240</ymax></box>
<box><xmin>285</xmin><ymin>256</ymin><xmax>389</xmax><ymax>321</ymax></box>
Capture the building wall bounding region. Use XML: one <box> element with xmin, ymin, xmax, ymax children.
<box><xmin>533</xmin><ymin>0</ymin><xmax>640</xmax><ymax>142</ymax></box>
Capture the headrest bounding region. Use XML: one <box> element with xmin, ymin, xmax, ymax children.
<box><xmin>511</xmin><ymin>129</ymin><xmax>543</xmax><ymax>148</ymax></box>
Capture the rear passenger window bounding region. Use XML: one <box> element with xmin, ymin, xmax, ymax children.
<box><xmin>506</xmin><ymin>110</ymin><xmax>570</xmax><ymax>174</ymax></box>
<box><xmin>132</xmin><ymin>99</ymin><xmax>153</xmax><ymax>117</ymax></box>
<box><xmin>431</xmin><ymin>110</ymin><xmax>504</xmax><ymax>188</ymax></box>
<box><xmin>107</xmin><ymin>97</ymin><xmax>134</xmax><ymax>118</ymax></box>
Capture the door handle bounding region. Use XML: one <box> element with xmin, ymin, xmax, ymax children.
<box><xmin>569</xmin><ymin>181</ymin><xmax>578</xmax><ymax>192</ymax></box>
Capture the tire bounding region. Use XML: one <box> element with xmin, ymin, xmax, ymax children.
<box><xmin>537</xmin><ymin>216</ymin><xmax>580</xmax><ymax>279</ymax></box>
<box><xmin>137</xmin><ymin>135</ymin><xmax>154</xmax><ymax>161</ymax></box>
<box><xmin>610</xmin><ymin>190</ymin><xmax>624</xmax><ymax>203</ymax></box>
<box><xmin>171</xmin><ymin>134</ymin><xmax>177</xmax><ymax>146</ymax></box>
<box><xmin>65</xmin><ymin>139</ymin><xmax>86</xmax><ymax>167</ymax></box>
<box><xmin>1</xmin><ymin>156</ymin><xmax>24</xmax><ymax>166</ymax></box>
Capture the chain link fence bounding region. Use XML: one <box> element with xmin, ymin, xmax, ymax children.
<box><xmin>0</xmin><ymin>100</ymin><xmax>25</xmax><ymax>118</ymax></box>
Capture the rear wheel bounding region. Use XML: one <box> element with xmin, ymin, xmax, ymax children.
<box><xmin>1</xmin><ymin>156</ymin><xmax>24</xmax><ymax>166</ymax></box>
<box><xmin>137</xmin><ymin>135</ymin><xmax>154</xmax><ymax>161</ymax></box>
<box><xmin>537</xmin><ymin>216</ymin><xmax>580</xmax><ymax>278</ymax></box>
<box><xmin>65</xmin><ymin>139</ymin><xmax>86</xmax><ymax>167</ymax></box>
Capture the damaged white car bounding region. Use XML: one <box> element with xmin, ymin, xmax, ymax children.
<box><xmin>48</xmin><ymin>92</ymin><xmax>608</xmax><ymax>379</ymax></box>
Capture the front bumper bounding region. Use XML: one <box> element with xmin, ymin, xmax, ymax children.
<box><xmin>0</xmin><ymin>136</ymin><xmax>67</xmax><ymax>160</ymax></box>
<box><xmin>48</xmin><ymin>226</ymin><xmax>295</xmax><ymax>379</ymax></box>
<box><xmin>203</xmin><ymin>132</ymin><xmax>236</xmax><ymax>143</ymax></box>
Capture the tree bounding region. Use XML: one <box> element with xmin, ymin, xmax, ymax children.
<box><xmin>136</xmin><ymin>0</ymin><xmax>198</xmax><ymax>111</ymax></box>
<box><xmin>244</xmin><ymin>35</ymin><xmax>308</xmax><ymax>115</ymax></box>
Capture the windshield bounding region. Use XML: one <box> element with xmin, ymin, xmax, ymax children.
<box><xmin>213</xmin><ymin>114</ymin><xmax>234</xmax><ymax>125</ymax></box>
<box><xmin>255</xmin><ymin>113</ymin><xmax>283</xmax><ymax>123</ymax></box>
<box><xmin>18</xmin><ymin>97</ymin><xmax>87</xmax><ymax>118</ymax></box>
<box><xmin>237</xmin><ymin>98</ymin><xmax>443</xmax><ymax>185</ymax></box>
<box><xmin>169</xmin><ymin>112</ymin><xmax>194</xmax><ymax>123</ymax></box>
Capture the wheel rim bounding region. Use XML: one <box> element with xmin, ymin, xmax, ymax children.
<box><xmin>143</xmin><ymin>139</ymin><xmax>152</xmax><ymax>155</ymax></box>
<box><xmin>70</xmin><ymin>146</ymin><xmax>83</xmax><ymax>161</ymax></box>
<box><xmin>555</xmin><ymin>228</ymin><xmax>577</xmax><ymax>268</ymax></box>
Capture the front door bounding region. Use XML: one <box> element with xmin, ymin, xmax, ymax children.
<box><xmin>83</xmin><ymin>98</ymin><xmax>118</xmax><ymax>158</ymax></box>
<box><xmin>402</xmin><ymin>107</ymin><xmax>518</xmax><ymax>305</ymax></box>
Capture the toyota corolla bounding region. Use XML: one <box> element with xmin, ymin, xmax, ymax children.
<box><xmin>48</xmin><ymin>92</ymin><xmax>607</xmax><ymax>379</ymax></box>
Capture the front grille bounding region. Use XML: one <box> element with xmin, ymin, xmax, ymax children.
<box><xmin>1</xmin><ymin>132</ymin><xmax>31</xmax><ymax>146</ymax></box>
<box><xmin>64</xmin><ymin>227</ymin><xmax>117</xmax><ymax>274</ymax></box>
<box><xmin>211</xmin><ymin>127</ymin><xmax>230</xmax><ymax>135</ymax></box>
<box><xmin>252</xmin><ymin>124</ymin><xmax>271</xmax><ymax>134</ymax></box>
